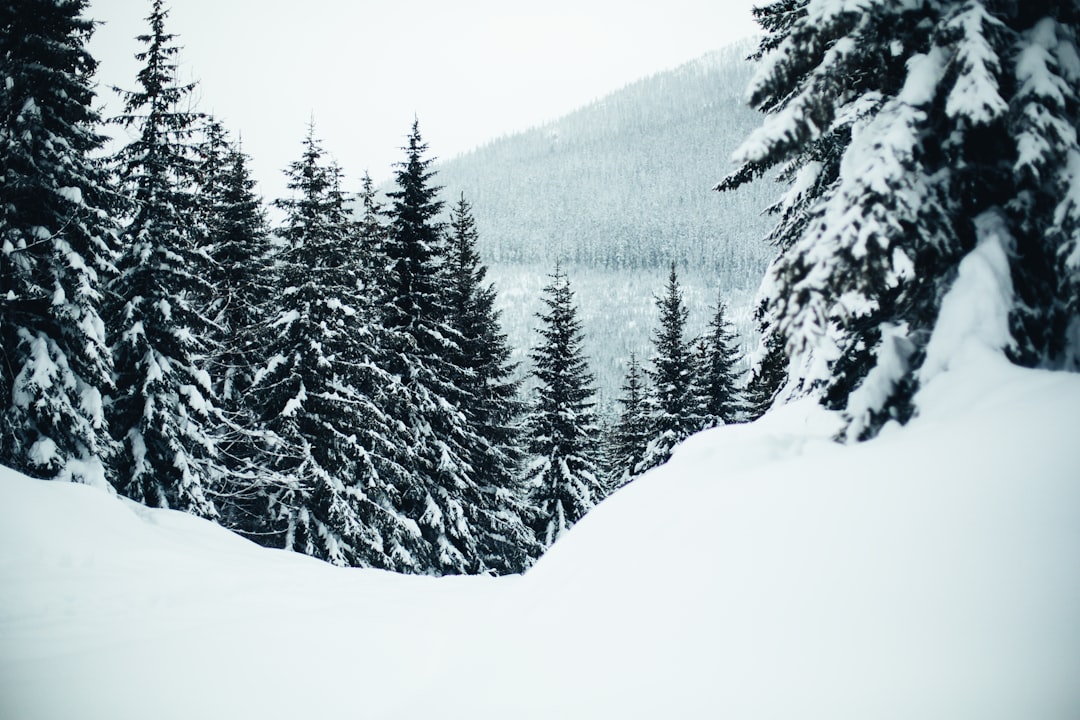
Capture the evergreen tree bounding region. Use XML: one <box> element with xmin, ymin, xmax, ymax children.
<box><xmin>383</xmin><ymin>119</ymin><xmax>449</xmax><ymax>336</ymax></box>
<box><xmin>693</xmin><ymin>295</ymin><xmax>745</xmax><ymax>428</ymax></box>
<box><xmin>742</xmin><ymin>319</ymin><xmax>788</xmax><ymax>422</ymax></box>
<box><xmin>719</xmin><ymin>0</ymin><xmax>1080</xmax><ymax>439</ymax></box>
<box><xmin>639</xmin><ymin>263</ymin><xmax>698</xmax><ymax>473</ymax></box>
<box><xmin>186</xmin><ymin>119</ymin><xmax>264</xmax><ymax>399</ymax></box>
<box><xmin>444</xmin><ymin>193</ymin><xmax>535</xmax><ymax>572</ymax></box>
<box><xmin>192</xmin><ymin>118</ymin><xmax>230</xmax><ymax>259</ymax></box>
<box><xmin>0</xmin><ymin>0</ymin><xmax>116</xmax><ymax>486</ymax></box>
<box><xmin>193</xmin><ymin>127</ymin><xmax>276</xmax><ymax>528</ymax></box>
<box><xmin>204</xmin><ymin>137</ymin><xmax>271</xmax><ymax>403</ymax></box>
<box><xmin>354</xmin><ymin>171</ymin><xmax>388</xmax><ymax>299</ymax></box>
<box><xmin>106</xmin><ymin>0</ymin><xmax>222</xmax><ymax>516</ymax></box>
<box><xmin>608</xmin><ymin>353</ymin><xmax>648</xmax><ymax>489</ymax></box>
<box><xmin>524</xmin><ymin>265</ymin><xmax>601</xmax><ymax>547</ymax></box>
<box><xmin>247</xmin><ymin>126</ymin><xmax>420</xmax><ymax>568</ymax></box>
<box><xmin>380</xmin><ymin>120</ymin><xmax>490</xmax><ymax>574</ymax></box>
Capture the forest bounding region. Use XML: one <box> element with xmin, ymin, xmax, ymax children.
<box><xmin>3</xmin><ymin>1</ymin><xmax>1079</xmax><ymax>716</ymax></box>
<box><xmin>1</xmin><ymin>0</ymin><xmax>753</xmax><ymax>573</ymax></box>
<box><xmin>2</xmin><ymin>0</ymin><xmax>1078</xmax><ymax>576</ymax></box>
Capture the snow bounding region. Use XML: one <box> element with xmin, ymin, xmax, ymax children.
<box><xmin>273</xmin><ymin>308</ymin><xmax>300</xmax><ymax>328</ymax></box>
<box><xmin>11</xmin><ymin>332</ymin><xmax>56</xmax><ymax>409</ymax></box>
<box><xmin>943</xmin><ymin>3</ymin><xmax>1009</xmax><ymax>125</ymax></box>
<box><xmin>279</xmin><ymin>380</ymin><xmax>307</xmax><ymax>418</ymax></box>
<box><xmin>921</xmin><ymin>208</ymin><xmax>1015</xmax><ymax>383</ymax></box>
<box><xmin>178</xmin><ymin>384</ymin><xmax>208</xmax><ymax>416</ymax></box>
<box><xmin>2</xmin><ymin>351</ymin><xmax>1079</xmax><ymax>718</ymax></box>
<box><xmin>843</xmin><ymin>321</ymin><xmax>914</xmax><ymax>440</ymax></box>
<box><xmin>57</xmin><ymin>186</ymin><xmax>83</xmax><ymax>205</ymax></box>
<box><xmin>26</xmin><ymin>438</ymin><xmax>58</xmax><ymax>468</ymax></box>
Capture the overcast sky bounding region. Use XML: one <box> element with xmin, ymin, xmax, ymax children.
<box><xmin>86</xmin><ymin>0</ymin><xmax>760</xmax><ymax>204</ymax></box>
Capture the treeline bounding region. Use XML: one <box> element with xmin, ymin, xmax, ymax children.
<box><xmin>0</xmin><ymin>0</ymin><xmax>760</xmax><ymax>573</ymax></box>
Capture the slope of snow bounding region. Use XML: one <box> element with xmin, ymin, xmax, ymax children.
<box><xmin>2</xmin><ymin>356</ymin><xmax>1079</xmax><ymax>719</ymax></box>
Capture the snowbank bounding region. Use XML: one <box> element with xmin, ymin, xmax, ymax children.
<box><xmin>2</xmin><ymin>357</ymin><xmax>1079</xmax><ymax>719</ymax></box>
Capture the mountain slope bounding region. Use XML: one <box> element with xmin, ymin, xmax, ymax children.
<box><xmin>435</xmin><ymin>41</ymin><xmax>774</xmax><ymax>278</ymax></box>
<box><xmin>425</xmin><ymin>42</ymin><xmax>777</xmax><ymax>397</ymax></box>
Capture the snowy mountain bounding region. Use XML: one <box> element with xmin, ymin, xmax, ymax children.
<box><xmin>435</xmin><ymin>41</ymin><xmax>773</xmax><ymax>274</ymax></box>
<box><xmin>425</xmin><ymin>42</ymin><xmax>777</xmax><ymax>399</ymax></box>
<box><xmin>3</xmin><ymin>320</ymin><xmax>1079</xmax><ymax>718</ymax></box>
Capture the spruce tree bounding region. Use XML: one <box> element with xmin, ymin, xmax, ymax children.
<box><xmin>193</xmin><ymin>128</ymin><xmax>276</xmax><ymax>528</ymax></box>
<box><xmin>380</xmin><ymin>120</ymin><xmax>490</xmax><ymax>574</ymax></box>
<box><xmin>107</xmin><ymin>0</ymin><xmax>222</xmax><ymax>516</ymax></box>
<box><xmin>639</xmin><ymin>263</ymin><xmax>698</xmax><ymax>473</ymax></box>
<box><xmin>355</xmin><ymin>171</ymin><xmax>388</xmax><ymax>299</ymax></box>
<box><xmin>524</xmin><ymin>265</ymin><xmax>601</xmax><ymax>547</ymax></box>
<box><xmin>720</xmin><ymin>0</ymin><xmax>1080</xmax><ymax>439</ymax></box>
<box><xmin>383</xmin><ymin>119</ymin><xmax>449</xmax><ymax>336</ymax></box>
<box><xmin>608</xmin><ymin>353</ymin><xmax>648</xmax><ymax>489</ymax></box>
<box><xmin>247</xmin><ymin>126</ymin><xmax>420</xmax><ymax>568</ymax></box>
<box><xmin>203</xmin><ymin>136</ymin><xmax>271</xmax><ymax>403</ymax></box>
<box><xmin>693</xmin><ymin>295</ymin><xmax>745</xmax><ymax>428</ymax></box>
<box><xmin>444</xmin><ymin>193</ymin><xmax>535</xmax><ymax>572</ymax></box>
<box><xmin>192</xmin><ymin>118</ymin><xmax>230</xmax><ymax>260</ymax></box>
<box><xmin>0</xmin><ymin>0</ymin><xmax>116</xmax><ymax>486</ymax></box>
<box><xmin>742</xmin><ymin>320</ymin><xmax>788</xmax><ymax>422</ymax></box>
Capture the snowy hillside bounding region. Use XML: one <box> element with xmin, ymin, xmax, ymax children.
<box><xmin>424</xmin><ymin>43</ymin><xmax>777</xmax><ymax>398</ymax></box>
<box><xmin>434</xmin><ymin>41</ymin><xmax>773</xmax><ymax>275</ymax></box>
<box><xmin>3</xmin><ymin>350</ymin><xmax>1078</xmax><ymax>719</ymax></box>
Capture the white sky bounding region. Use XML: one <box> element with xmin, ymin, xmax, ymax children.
<box><xmin>86</xmin><ymin>0</ymin><xmax>760</xmax><ymax>205</ymax></box>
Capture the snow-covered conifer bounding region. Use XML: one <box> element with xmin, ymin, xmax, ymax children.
<box><xmin>355</xmin><ymin>172</ymin><xmax>389</xmax><ymax>298</ymax></box>
<box><xmin>524</xmin><ymin>265</ymin><xmax>601</xmax><ymax>547</ymax></box>
<box><xmin>379</xmin><ymin>121</ymin><xmax>498</xmax><ymax>574</ymax></box>
<box><xmin>245</xmin><ymin>126</ymin><xmax>423</xmax><ymax>568</ymax></box>
<box><xmin>445</xmin><ymin>193</ymin><xmax>535</xmax><ymax>572</ymax></box>
<box><xmin>608</xmin><ymin>353</ymin><xmax>648</xmax><ymax>489</ymax></box>
<box><xmin>742</xmin><ymin>317</ymin><xmax>788</xmax><ymax>422</ymax></box>
<box><xmin>190</xmin><ymin>125</ymin><xmax>278</xmax><ymax>526</ymax></box>
<box><xmin>201</xmin><ymin>132</ymin><xmax>271</xmax><ymax>402</ymax></box>
<box><xmin>0</xmin><ymin>0</ymin><xmax>117</xmax><ymax>486</ymax></box>
<box><xmin>638</xmin><ymin>263</ymin><xmax>698</xmax><ymax>473</ymax></box>
<box><xmin>720</xmin><ymin>0</ymin><xmax>1080</xmax><ymax>438</ymax></box>
<box><xmin>106</xmin><ymin>0</ymin><xmax>223</xmax><ymax>515</ymax></box>
<box><xmin>693</xmin><ymin>295</ymin><xmax>745</xmax><ymax>428</ymax></box>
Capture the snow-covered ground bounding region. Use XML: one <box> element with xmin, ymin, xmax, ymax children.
<box><xmin>2</xmin><ymin>347</ymin><xmax>1078</xmax><ymax>719</ymax></box>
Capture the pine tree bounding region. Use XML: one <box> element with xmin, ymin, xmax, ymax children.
<box><xmin>1009</xmin><ymin>7</ymin><xmax>1080</xmax><ymax>370</ymax></box>
<box><xmin>608</xmin><ymin>353</ymin><xmax>649</xmax><ymax>489</ymax></box>
<box><xmin>719</xmin><ymin>0</ymin><xmax>1080</xmax><ymax>439</ymax></box>
<box><xmin>203</xmin><ymin>136</ymin><xmax>271</xmax><ymax>403</ymax></box>
<box><xmin>247</xmin><ymin>126</ymin><xmax>421</xmax><ymax>568</ymax></box>
<box><xmin>444</xmin><ymin>193</ymin><xmax>535</xmax><ymax>572</ymax></box>
<box><xmin>639</xmin><ymin>263</ymin><xmax>698</xmax><ymax>473</ymax></box>
<box><xmin>524</xmin><ymin>265</ymin><xmax>601</xmax><ymax>547</ymax></box>
<box><xmin>0</xmin><ymin>0</ymin><xmax>117</xmax><ymax>486</ymax></box>
<box><xmin>106</xmin><ymin>0</ymin><xmax>222</xmax><ymax>516</ymax></box>
<box><xmin>742</xmin><ymin>318</ymin><xmax>788</xmax><ymax>422</ymax></box>
<box><xmin>191</xmin><ymin>127</ymin><xmax>276</xmax><ymax>528</ymax></box>
<box><xmin>383</xmin><ymin>119</ymin><xmax>448</xmax><ymax>336</ymax></box>
<box><xmin>187</xmin><ymin>119</ymin><xmax>261</xmax><ymax>398</ymax></box>
<box><xmin>380</xmin><ymin>119</ymin><xmax>491</xmax><ymax>574</ymax></box>
<box><xmin>354</xmin><ymin>171</ymin><xmax>388</xmax><ymax>299</ymax></box>
<box><xmin>693</xmin><ymin>295</ymin><xmax>745</xmax><ymax>428</ymax></box>
<box><xmin>192</xmin><ymin>118</ymin><xmax>230</xmax><ymax>259</ymax></box>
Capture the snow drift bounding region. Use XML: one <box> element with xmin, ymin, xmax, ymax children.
<box><xmin>2</xmin><ymin>359</ymin><xmax>1079</xmax><ymax>718</ymax></box>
